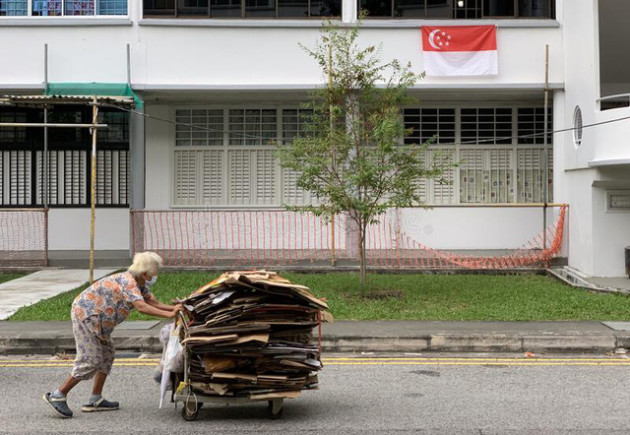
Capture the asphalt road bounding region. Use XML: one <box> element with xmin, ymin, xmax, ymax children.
<box><xmin>1</xmin><ymin>354</ymin><xmax>630</xmax><ymax>434</ymax></box>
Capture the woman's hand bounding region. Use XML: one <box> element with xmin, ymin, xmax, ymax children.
<box><xmin>168</xmin><ymin>304</ymin><xmax>183</xmax><ymax>318</ymax></box>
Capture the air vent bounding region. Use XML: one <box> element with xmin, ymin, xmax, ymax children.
<box><xmin>573</xmin><ymin>106</ymin><xmax>583</xmax><ymax>147</ymax></box>
<box><xmin>607</xmin><ymin>190</ymin><xmax>630</xmax><ymax>212</ymax></box>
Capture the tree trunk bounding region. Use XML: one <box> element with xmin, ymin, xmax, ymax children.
<box><xmin>358</xmin><ymin>222</ymin><xmax>367</xmax><ymax>288</ymax></box>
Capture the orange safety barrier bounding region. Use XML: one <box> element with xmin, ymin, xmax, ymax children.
<box><xmin>364</xmin><ymin>205</ymin><xmax>567</xmax><ymax>269</ymax></box>
<box><xmin>0</xmin><ymin>209</ymin><xmax>48</xmax><ymax>268</ymax></box>
<box><xmin>130</xmin><ymin>206</ymin><xmax>567</xmax><ymax>270</ymax></box>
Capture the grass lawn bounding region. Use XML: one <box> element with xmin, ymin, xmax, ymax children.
<box><xmin>0</xmin><ymin>272</ymin><xmax>25</xmax><ymax>285</ymax></box>
<box><xmin>9</xmin><ymin>271</ymin><xmax>630</xmax><ymax>322</ymax></box>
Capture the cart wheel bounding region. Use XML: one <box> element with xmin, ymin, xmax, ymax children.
<box><xmin>181</xmin><ymin>400</ymin><xmax>202</xmax><ymax>421</ymax></box>
<box><xmin>267</xmin><ymin>399</ymin><xmax>283</xmax><ymax>420</ymax></box>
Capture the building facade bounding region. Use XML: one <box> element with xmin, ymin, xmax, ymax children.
<box><xmin>0</xmin><ymin>0</ymin><xmax>628</xmax><ymax>277</ymax></box>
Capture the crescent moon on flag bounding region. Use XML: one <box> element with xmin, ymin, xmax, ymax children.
<box><xmin>428</xmin><ymin>29</ymin><xmax>441</xmax><ymax>50</ymax></box>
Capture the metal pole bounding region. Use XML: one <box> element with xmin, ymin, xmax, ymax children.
<box><xmin>44</xmin><ymin>44</ymin><xmax>49</xmax><ymax>210</ymax></box>
<box><xmin>0</xmin><ymin>123</ymin><xmax>108</xmax><ymax>128</ymax></box>
<box><xmin>126</xmin><ymin>43</ymin><xmax>131</xmax><ymax>85</ymax></box>
<box><xmin>543</xmin><ymin>44</ymin><xmax>550</xmax><ymax>251</ymax></box>
<box><xmin>90</xmin><ymin>97</ymin><xmax>99</xmax><ymax>283</ymax></box>
<box><xmin>328</xmin><ymin>43</ymin><xmax>336</xmax><ymax>267</ymax></box>
<box><xmin>44</xmin><ymin>107</ymin><xmax>49</xmax><ymax>209</ymax></box>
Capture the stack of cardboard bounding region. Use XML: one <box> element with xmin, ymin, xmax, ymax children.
<box><xmin>180</xmin><ymin>270</ymin><xmax>330</xmax><ymax>400</ymax></box>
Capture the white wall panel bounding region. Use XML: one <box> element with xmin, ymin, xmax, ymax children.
<box><xmin>48</xmin><ymin>208</ymin><xmax>129</xmax><ymax>250</ymax></box>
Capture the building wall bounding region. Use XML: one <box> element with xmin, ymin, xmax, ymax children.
<box><xmin>560</xmin><ymin>0</ymin><xmax>630</xmax><ymax>276</ymax></box>
<box><xmin>144</xmin><ymin>100</ymin><xmax>558</xmax><ymax>251</ymax></box>
<box><xmin>48</xmin><ymin>208</ymin><xmax>129</xmax><ymax>250</ymax></box>
<box><xmin>0</xmin><ymin>12</ymin><xmax>562</xmax><ymax>89</ymax></box>
<box><xmin>1</xmin><ymin>1</ymin><xmax>571</xmax><ymax>258</ymax></box>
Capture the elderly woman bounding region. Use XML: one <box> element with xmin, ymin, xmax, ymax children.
<box><xmin>43</xmin><ymin>252</ymin><xmax>181</xmax><ymax>418</ymax></box>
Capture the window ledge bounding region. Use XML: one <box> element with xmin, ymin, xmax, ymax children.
<box><xmin>139</xmin><ymin>18</ymin><xmax>340</xmax><ymax>28</ymax></box>
<box><xmin>139</xmin><ymin>18</ymin><xmax>559</xmax><ymax>29</ymax></box>
<box><xmin>359</xmin><ymin>19</ymin><xmax>560</xmax><ymax>28</ymax></box>
<box><xmin>0</xmin><ymin>17</ymin><xmax>132</xmax><ymax>26</ymax></box>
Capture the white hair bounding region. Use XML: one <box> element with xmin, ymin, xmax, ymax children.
<box><xmin>128</xmin><ymin>251</ymin><xmax>163</xmax><ymax>277</ymax></box>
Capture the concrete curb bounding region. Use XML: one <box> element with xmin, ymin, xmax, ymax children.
<box><xmin>0</xmin><ymin>332</ymin><xmax>626</xmax><ymax>355</ymax></box>
<box><xmin>321</xmin><ymin>334</ymin><xmax>620</xmax><ymax>354</ymax></box>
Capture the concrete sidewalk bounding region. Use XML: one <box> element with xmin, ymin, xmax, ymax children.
<box><xmin>1</xmin><ymin>320</ymin><xmax>630</xmax><ymax>355</ymax></box>
<box><xmin>0</xmin><ymin>269</ymin><xmax>116</xmax><ymax>320</ymax></box>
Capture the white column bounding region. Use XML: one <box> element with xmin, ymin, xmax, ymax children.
<box><xmin>343</xmin><ymin>0</ymin><xmax>357</xmax><ymax>23</ymax></box>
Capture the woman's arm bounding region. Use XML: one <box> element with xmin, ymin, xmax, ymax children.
<box><xmin>132</xmin><ymin>299</ymin><xmax>180</xmax><ymax>319</ymax></box>
<box><xmin>144</xmin><ymin>293</ymin><xmax>180</xmax><ymax>312</ymax></box>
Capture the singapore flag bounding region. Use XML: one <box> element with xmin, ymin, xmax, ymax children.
<box><xmin>421</xmin><ymin>25</ymin><xmax>498</xmax><ymax>77</ymax></box>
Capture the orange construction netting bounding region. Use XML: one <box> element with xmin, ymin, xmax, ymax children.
<box><xmin>130</xmin><ymin>206</ymin><xmax>567</xmax><ymax>269</ymax></box>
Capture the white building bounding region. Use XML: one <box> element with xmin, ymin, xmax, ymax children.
<box><xmin>0</xmin><ymin>0</ymin><xmax>628</xmax><ymax>277</ymax></box>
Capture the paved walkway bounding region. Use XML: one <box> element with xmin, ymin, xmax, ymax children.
<box><xmin>0</xmin><ymin>269</ymin><xmax>116</xmax><ymax>320</ymax></box>
<box><xmin>2</xmin><ymin>320</ymin><xmax>630</xmax><ymax>355</ymax></box>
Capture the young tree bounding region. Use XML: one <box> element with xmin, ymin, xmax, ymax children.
<box><xmin>278</xmin><ymin>21</ymin><xmax>454</xmax><ymax>286</ymax></box>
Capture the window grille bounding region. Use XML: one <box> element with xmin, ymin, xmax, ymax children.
<box><xmin>404</xmin><ymin>108</ymin><xmax>456</xmax><ymax>145</ymax></box>
<box><xmin>16</xmin><ymin>0</ymin><xmax>128</xmax><ymax>15</ymax></box>
<box><xmin>1</xmin><ymin>150</ymin><xmax>32</xmax><ymax>206</ymax></box>
<box><xmin>175</xmin><ymin>109</ymin><xmax>224</xmax><ymax>146</ymax></box>
<box><xmin>0</xmin><ymin>107</ymin><xmax>130</xmax><ymax>208</ymax></box>
<box><xmin>144</xmin><ymin>0</ymin><xmax>339</xmax><ymax>18</ymax></box>
<box><xmin>361</xmin><ymin>0</ymin><xmax>555</xmax><ymax>19</ymax></box>
<box><xmin>517</xmin><ymin>107</ymin><xmax>553</xmax><ymax>145</ymax></box>
<box><xmin>461</xmin><ymin>108</ymin><xmax>512</xmax><ymax>145</ymax></box>
<box><xmin>65</xmin><ymin>0</ymin><xmax>95</xmax><ymax>15</ymax></box>
<box><xmin>0</xmin><ymin>0</ymin><xmax>28</xmax><ymax>15</ymax></box>
<box><xmin>98</xmin><ymin>0</ymin><xmax>127</xmax><ymax>14</ymax></box>
<box><xmin>280</xmin><ymin>109</ymin><xmax>314</xmax><ymax>206</ymax></box>
<box><xmin>229</xmin><ymin>109</ymin><xmax>277</xmax><ymax>146</ymax></box>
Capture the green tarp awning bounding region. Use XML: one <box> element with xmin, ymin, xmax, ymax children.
<box><xmin>45</xmin><ymin>82</ymin><xmax>143</xmax><ymax>109</ymax></box>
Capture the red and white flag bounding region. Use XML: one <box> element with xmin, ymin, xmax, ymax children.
<box><xmin>421</xmin><ymin>25</ymin><xmax>498</xmax><ymax>77</ymax></box>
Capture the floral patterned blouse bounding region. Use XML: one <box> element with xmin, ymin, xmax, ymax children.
<box><xmin>72</xmin><ymin>272</ymin><xmax>150</xmax><ymax>338</ymax></box>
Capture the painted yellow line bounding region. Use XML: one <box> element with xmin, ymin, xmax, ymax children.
<box><xmin>0</xmin><ymin>358</ymin><xmax>160</xmax><ymax>364</ymax></box>
<box><xmin>326</xmin><ymin>362</ymin><xmax>630</xmax><ymax>366</ymax></box>
<box><xmin>0</xmin><ymin>363</ymin><xmax>157</xmax><ymax>368</ymax></box>
<box><xmin>322</xmin><ymin>357</ymin><xmax>630</xmax><ymax>362</ymax></box>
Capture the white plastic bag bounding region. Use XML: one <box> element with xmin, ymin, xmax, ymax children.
<box><xmin>164</xmin><ymin>324</ymin><xmax>183</xmax><ymax>373</ymax></box>
<box><xmin>159</xmin><ymin>323</ymin><xmax>184</xmax><ymax>409</ymax></box>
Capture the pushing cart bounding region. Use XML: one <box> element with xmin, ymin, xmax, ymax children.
<box><xmin>172</xmin><ymin>314</ymin><xmax>286</xmax><ymax>421</ymax></box>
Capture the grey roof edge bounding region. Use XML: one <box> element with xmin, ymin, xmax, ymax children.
<box><xmin>588</xmin><ymin>158</ymin><xmax>630</xmax><ymax>168</ymax></box>
<box><xmin>139</xmin><ymin>18</ymin><xmax>559</xmax><ymax>29</ymax></box>
<box><xmin>592</xmin><ymin>180</ymin><xmax>630</xmax><ymax>189</ymax></box>
<box><xmin>0</xmin><ymin>84</ymin><xmax>45</xmax><ymax>91</ymax></box>
<box><xmin>132</xmin><ymin>83</ymin><xmax>565</xmax><ymax>91</ymax></box>
<box><xmin>0</xmin><ymin>18</ymin><xmax>132</xmax><ymax>26</ymax></box>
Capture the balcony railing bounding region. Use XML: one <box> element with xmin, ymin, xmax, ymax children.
<box><xmin>360</xmin><ymin>0</ymin><xmax>555</xmax><ymax>20</ymax></box>
<box><xmin>598</xmin><ymin>93</ymin><xmax>630</xmax><ymax>111</ymax></box>
<box><xmin>143</xmin><ymin>0</ymin><xmax>555</xmax><ymax>19</ymax></box>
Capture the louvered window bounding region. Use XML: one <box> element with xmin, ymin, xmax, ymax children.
<box><xmin>460</xmin><ymin>148</ymin><xmax>513</xmax><ymax>203</ymax></box>
<box><xmin>517</xmin><ymin>148</ymin><xmax>553</xmax><ymax>203</ymax></box>
<box><xmin>173</xmin><ymin>108</ymin><xmax>316</xmax><ymax>207</ymax></box>
<box><xmin>173</xmin><ymin>106</ymin><xmax>553</xmax><ymax>207</ymax></box>
<box><xmin>281</xmin><ymin>109</ymin><xmax>314</xmax><ymax>206</ymax></box>
<box><xmin>403</xmin><ymin>106</ymin><xmax>552</xmax><ymax>204</ymax></box>
<box><xmin>0</xmin><ymin>107</ymin><xmax>130</xmax><ymax>208</ymax></box>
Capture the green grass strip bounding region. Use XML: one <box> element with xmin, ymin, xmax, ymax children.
<box><xmin>9</xmin><ymin>271</ymin><xmax>630</xmax><ymax>322</ymax></box>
